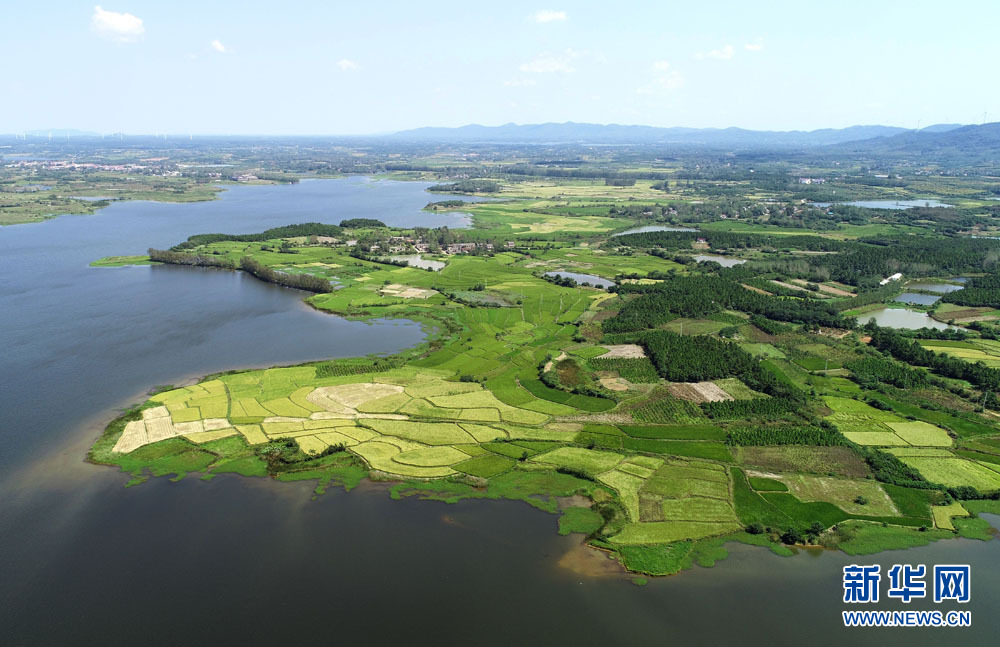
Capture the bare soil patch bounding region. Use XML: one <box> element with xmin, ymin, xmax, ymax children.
<box><xmin>599</xmin><ymin>376</ymin><xmax>631</xmax><ymax>392</ymax></box>
<box><xmin>668</xmin><ymin>381</ymin><xmax>734</xmax><ymax>403</ymax></box>
<box><xmin>771</xmin><ymin>280</ymin><xmax>810</xmax><ymax>292</ymax></box>
<box><xmin>597</xmin><ymin>344</ymin><xmax>646</xmax><ymax>359</ymax></box>
<box><xmin>379</xmin><ymin>284</ymin><xmax>437</xmax><ymax>299</ymax></box>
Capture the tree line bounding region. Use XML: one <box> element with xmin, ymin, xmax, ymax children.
<box><xmin>866</xmin><ymin>325</ymin><xmax>1000</xmax><ymax>396</ymax></box>
<box><xmin>179</xmin><ymin>223</ymin><xmax>344</xmax><ymax>248</ymax></box>
<box><xmin>604</xmin><ymin>274</ymin><xmax>849</xmax><ymax>333</ymax></box>
<box><xmin>148</xmin><ymin>249</ymin><xmax>333</xmax><ymax>293</ymax></box>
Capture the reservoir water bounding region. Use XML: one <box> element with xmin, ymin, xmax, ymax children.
<box><xmin>388</xmin><ymin>254</ymin><xmax>446</xmax><ymax>271</ymax></box>
<box><xmin>613</xmin><ymin>224</ymin><xmax>698</xmax><ymax>236</ymax></box>
<box><xmin>544</xmin><ymin>271</ymin><xmax>616</xmax><ymax>289</ymax></box>
<box><xmin>856</xmin><ymin>307</ymin><xmax>956</xmax><ymax>330</ymax></box>
<box><xmin>694</xmin><ymin>253</ymin><xmax>748</xmax><ymax>267</ymax></box>
<box><xmin>905</xmin><ymin>281</ymin><xmax>966</xmax><ymax>294</ymax></box>
<box><xmin>813</xmin><ymin>199</ymin><xmax>952</xmax><ymax>210</ymax></box>
<box><xmin>895</xmin><ymin>292</ymin><xmax>942</xmax><ymax>306</ymax></box>
<box><xmin>1</xmin><ymin>178</ymin><xmax>997</xmax><ymax>645</ymax></box>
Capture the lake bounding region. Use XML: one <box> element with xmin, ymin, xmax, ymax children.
<box><xmin>544</xmin><ymin>271</ymin><xmax>616</xmax><ymax>289</ymax></box>
<box><xmin>813</xmin><ymin>199</ymin><xmax>952</xmax><ymax>210</ymax></box>
<box><xmin>1</xmin><ymin>178</ymin><xmax>997</xmax><ymax>644</ymax></box>
<box><xmin>613</xmin><ymin>224</ymin><xmax>698</xmax><ymax>236</ymax></box>
<box><xmin>906</xmin><ymin>281</ymin><xmax>966</xmax><ymax>294</ymax></box>
<box><xmin>856</xmin><ymin>307</ymin><xmax>956</xmax><ymax>330</ymax></box>
<box><xmin>388</xmin><ymin>254</ymin><xmax>446</xmax><ymax>271</ymax></box>
<box><xmin>694</xmin><ymin>254</ymin><xmax>748</xmax><ymax>267</ymax></box>
<box><xmin>895</xmin><ymin>292</ymin><xmax>941</xmax><ymax>306</ymax></box>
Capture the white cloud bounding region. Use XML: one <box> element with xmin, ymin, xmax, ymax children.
<box><xmin>503</xmin><ymin>78</ymin><xmax>537</xmax><ymax>87</ymax></box>
<box><xmin>533</xmin><ymin>10</ymin><xmax>567</xmax><ymax>23</ymax></box>
<box><xmin>337</xmin><ymin>59</ymin><xmax>359</xmax><ymax>71</ymax></box>
<box><xmin>696</xmin><ymin>44</ymin><xmax>735</xmax><ymax>60</ymax></box>
<box><xmin>91</xmin><ymin>6</ymin><xmax>145</xmax><ymax>43</ymax></box>
<box><xmin>744</xmin><ymin>41</ymin><xmax>764</xmax><ymax>52</ymax></box>
<box><xmin>520</xmin><ymin>49</ymin><xmax>578</xmax><ymax>74</ymax></box>
<box><xmin>211</xmin><ymin>40</ymin><xmax>226</xmax><ymax>53</ymax></box>
<box><xmin>637</xmin><ymin>60</ymin><xmax>684</xmax><ymax>95</ymax></box>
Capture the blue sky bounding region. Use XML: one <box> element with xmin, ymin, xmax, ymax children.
<box><xmin>4</xmin><ymin>1</ymin><xmax>998</xmax><ymax>134</ymax></box>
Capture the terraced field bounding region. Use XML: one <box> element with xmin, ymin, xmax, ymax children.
<box><xmin>823</xmin><ymin>396</ymin><xmax>952</xmax><ymax>447</ymax></box>
<box><xmin>918</xmin><ymin>338</ymin><xmax>1000</xmax><ymax>367</ymax></box>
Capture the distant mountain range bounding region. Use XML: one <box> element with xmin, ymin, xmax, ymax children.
<box><xmin>832</xmin><ymin>122</ymin><xmax>1000</xmax><ymax>158</ymax></box>
<box><xmin>391</xmin><ymin>121</ymin><xmax>967</xmax><ymax>147</ymax></box>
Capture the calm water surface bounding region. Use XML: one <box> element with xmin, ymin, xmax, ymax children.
<box><xmin>895</xmin><ymin>292</ymin><xmax>942</xmax><ymax>306</ymax></box>
<box><xmin>1</xmin><ymin>178</ymin><xmax>997</xmax><ymax>645</ymax></box>
<box><xmin>694</xmin><ymin>253</ymin><xmax>748</xmax><ymax>267</ymax></box>
<box><xmin>613</xmin><ymin>224</ymin><xmax>698</xmax><ymax>236</ymax></box>
<box><xmin>906</xmin><ymin>281</ymin><xmax>966</xmax><ymax>294</ymax></box>
<box><xmin>544</xmin><ymin>271</ymin><xmax>615</xmax><ymax>289</ymax></box>
<box><xmin>388</xmin><ymin>254</ymin><xmax>446</xmax><ymax>271</ymax></box>
<box><xmin>813</xmin><ymin>199</ymin><xmax>952</xmax><ymax>210</ymax></box>
<box><xmin>857</xmin><ymin>307</ymin><xmax>956</xmax><ymax>330</ymax></box>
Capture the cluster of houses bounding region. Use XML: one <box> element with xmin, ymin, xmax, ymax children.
<box><xmin>798</xmin><ymin>177</ymin><xmax>827</xmax><ymax>184</ymax></box>
<box><xmin>311</xmin><ymin>234</ymin><xmax>517</xmax><ymax>256</ymax></box>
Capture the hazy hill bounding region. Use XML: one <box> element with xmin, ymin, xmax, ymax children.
<box><xmin>391</xmin><ymin>121</ymin><xmax>935</xmax><ymax>146</ymax></box>
<box><xmin>832</xmin><ymin>122</ymin><xmax>1000</xmax><ymax>162</ymax></box>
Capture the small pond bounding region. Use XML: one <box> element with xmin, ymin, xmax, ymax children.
<box><xmin>812</xmin><ymin>199</ymin><xmax>952</xmax><ymax>209</ymax></box>
<box><xmin>904</xmin><ymin>281</ymin><xmax>965</xmax><ymax>294</ymax></box>
<box><xmin>894</xmin><ymin>292</ymin><xmax>941</xmax><ymax>306</ymax></box>
<box><xmin>694</xmin><ymin>254</ymin><xmax>747</xmax><ymax>267</ymax></box>
<box><xmin>388</xmin><ymin>254</ymin><xmax>445</xmax><ymax>271</ymax></box>
<box><xmin>613</xmin><ymin>225</ymin><xmax>698</xmax><ymax>236</ymax></box>
<box><xmin>858</xmin><ymin>307</ymin><xmax>956</xmax><ymax>330</ymax></box>
<box><xmin>544</xmin><ymin>271</ymin><xmax>615</xmax><ymax>289</ymax></box>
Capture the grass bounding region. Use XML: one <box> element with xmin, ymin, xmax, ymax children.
<box><xmin>737</xmin><ymin>446</ymin><xmax>870</xmax><ymax>478</ymax></box>
<box><xmin>453</xmin><ymin>454</ymin><xmax>515</xmax><ymax>478</ymax></box>
<box><xmin>620</xmin><ymin>424</ymin><xmax>726</xmax><ymax>440</ymax></box>
<box><xmin>893</xmin><ymin>456</ymin><xmax>1000</xmax><ymax>490</ymax></box>
<box><xmin>391</xmin><ymin>469</ymin><xmax>594</xmax><ymax>513</ymax></box>
<box><xmin>90</xmin><ymin>255</ymin><xmax>153</xmax><ymax>267</ymax></box>
<box><xmin>597</xmin><ymin>469</ymin><xmax>645</xmax><ymax>520</ymax></box>
<box><xmin>558</xmin><ymin>507</ymin><xmax>604</xmax><ymax>535</ymax></box>
<box><xmin>393</xmin><ymin>446</ymin><xmax>469</xmax><ymax>467</ymax></box>
<box><xmin>836</xmin><ymin>521</ymin><xmax>950</xmax><ymax>555</ymax></box>
<box><xmin>777</xmin><ymin>475</ymin><xmax>898</xmax><ymax>517</ymax></box>
<box><xmin>629</xmin><ymin>397</ymin><xmax>706</xmax><ymax>424</ymax></box>
<box><xmin>931</xmin><ymin>502</ymin><xmax>969</xmax><ymax>530</ymax></box>
<box><xmin>607</xmin><ymin>520</ymin><xmax>740</xmax><ymax>545</ymax></box>
<box><xmin>361</xmin><ymin>419</ymin><xmax>476</xmax><ymax>445</ymax></box>
<box><xmin>588</xmin><ymin>357</ymin><xmax>660</xmax><ymax>382</ymax></box>
<box><xmin>531</xmin><ymin>447</ymin><xmax>624</xmax><ymax>474</ymax></box>
<box><xmin>885</xmin><ymin>421</ymin><xmax>953</xmax><ymax>447</ymax></box>
<box><xmin>732</xmin><ymin>468</ymin><xmax>793</xmax><ymax>528</ymax></box>
<box><xmin>882</xmin><ymin>483</ymin><xmax>936</xmax><ymax>520</ymax></box>
<box><xmin>748</xmin><ymin>477</ymin><xmax>788</xmax><ymax>491</ymax></box>
<box><xmin>621</xmin><ymin>438</ymin><xmax>733</xmax><ymax>461</ymax></box>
